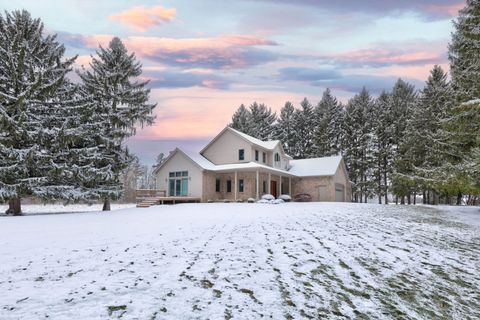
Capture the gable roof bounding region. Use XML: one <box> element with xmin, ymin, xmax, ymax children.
<box><xmin>200</xmin><ymin>126</ymin><xmax>281</xmax><ymax>154</ymax></box>
<box><xmin>288</xmin><ymin>155</ymin><xmax>343</xmax><ymax>177</ymax></box>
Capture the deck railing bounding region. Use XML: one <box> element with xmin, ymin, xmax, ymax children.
<box><xmin>135</xmin><ymin>189</ymin><xmax>166</xmax><ymax>200</ymax></box>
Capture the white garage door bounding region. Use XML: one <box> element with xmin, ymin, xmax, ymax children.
<box><xmin>335</xmin><ymin>184</ymin><xmax>344</xmax><ymax>202</ymax></box>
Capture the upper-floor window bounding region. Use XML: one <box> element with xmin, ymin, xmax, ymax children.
<box><xmin>255</xmin><ymin>150</ymin><xmax>259</xmax><ymax>161</ymax></box>
<box><xmin>274</xmin><ymin>153</ymin><xmax>280</xmax><ymax>162</ymax></box>
<box><xmin>262</xmin><ymin>152</ymin><xmax>266</xmax><ymax>163</ymax></box>
<box><xmin>239</xmin><ymin>149</ymin><xmax>245</xmax><ymax>160</ymax></box>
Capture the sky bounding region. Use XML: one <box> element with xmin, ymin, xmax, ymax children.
<box><xmin>1</xmin><ymin>0</ymin><xmax>464</xmax><ymax>164</ymax></box>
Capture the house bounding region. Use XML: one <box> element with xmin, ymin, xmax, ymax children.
<box><xmin>153</xmin><ymin>126</ymin><xmax>352</xmax><ymax>202</ymax></box>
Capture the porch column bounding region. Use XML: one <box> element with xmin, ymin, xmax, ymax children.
<box><xmin>234</xmin><ymin>171</ymin><xmax>238</xmax><ymax>201</ymax></box>
<box><xmin>268</xmin><ymin>173</ymin><xmax>271</xmax><ymax>194</ymax></box>
<box><xmin>289</xmin><ymin>177</ymin><xmax>292</xmax><ymax>196</ymax></box>
<box><xmin>256</xmin><ymin>170</ymin><xmax>259</xmax><ymax>200</ymax></box>
<box><xmin>280</xmin><ymin>175</ymin><xmax>283</xmax><ymax>196</ymax></box>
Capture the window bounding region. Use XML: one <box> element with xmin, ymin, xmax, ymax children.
<box><xmin>262</xmin><ymin>181</ymin><xmax>266</xmax><ymax>193</ymax></box>
<box><xmin>239</xmin><ymin>149</ymin><xmax>245</xmax><ymax>160</ymax></box>
<box><xmin>262</xmin><ymin>152</ymin><xmax>266</xmax><ymax>163</ymax></box>
<box><xmin>255</xmin><ymin>150</ymin><xmax>259</xmax><ymax>161</ymax></box>
<box><xmin>168</xmin><ymin>171</ymin><xmax>189</xmax><ymax>196</ymax></box>
<box><xmin>239</xmin><ymin>179</ymin><xmax>244</xmax><ymax>192</ymax></box>
<box><xmin>275</xmin><ymin>153</ymin><xmax>280</xmax><ymax>162</ymax></box>
<box><xmin>227</xmin><ymin>180</ymin><xmax>232</xmax><ymax>193</ymax></box>
<box><xmin>215</xmin><ymin>178</ymin><xmax>221</xmax><ymax>192</ymax></box>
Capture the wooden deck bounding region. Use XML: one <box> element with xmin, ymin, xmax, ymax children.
<box><xmin>136</xmin><ymin>196</ymin><xmax>201</xmax><ymax>208</ymax></box>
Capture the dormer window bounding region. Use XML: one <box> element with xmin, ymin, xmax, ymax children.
<box><xmin>262</xmin><ymin>152</ymin><xmax>266</xmax><ymax>163</ymax></box>
<box><xmin>239</xmin><ymin>149</ymin><xmax>245</xmax><ymax>160</ymax></box>
<box><xmin>275</xmin><ymin>153</ymin><xmax>280</xmax><ymax>162</ymax></box>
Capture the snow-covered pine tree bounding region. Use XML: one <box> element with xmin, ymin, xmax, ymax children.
<box><xmin>0</xmin><ymin>10</ymin><xmax>76</xmax><ymax>214</ymax></box>
<box><xmin>403</xmin><ymin>66</ymin><xmax>454</xmax><ymax>204</ymax></box>
<box><xmin>314</xmin><ymin>88</ymin><xmax>344</xmax><ymax>157</ymax></box>
<box><xmin>230</xmin><ymin>104</ymin><xmax>251</xmax><ymax>134</ymax></box>
<box><xmin>246</xmin><ymin>102</ymin><xmax>276</xmax><ymax>140</ymax></box>
<box><xmin>389</xmin><ymin>79</ymin><xmax>417</xmax><ymax>204</ymax></box>
<box><xmin>371</xmin><ymin>91</ymin><xmax>394</xmax><ymax>204</ymax></box>
<box><xmin>273</xmin><ymin>102</ymin><xmax>297</xmax><ymax>156</ymax></box>
<box><xmin>449</xmin><ymin>0</ymin><xmax>480</xmax><ymax>102</ymax></box>
<box><xmin>293</xmin><ymin>98</ymin><xmax>316</xmax><ymax>159</ymax></box>
<box><xmin>78</xmin><ymin>37</ymin><xmax>156</xmax><ymax>211</ymax></box>
<box><xmin>342</xmin><ymin>88</ymin><xmax>375</xmax><ymax>202</ymax></box>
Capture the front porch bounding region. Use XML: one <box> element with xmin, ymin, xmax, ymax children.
<box><xmin>203</xmin><ymin>168</ymin><xmax>295</xmax><ymax>202</ymax></box>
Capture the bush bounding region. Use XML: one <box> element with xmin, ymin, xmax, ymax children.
<box><xmin>279</xmin><ymin>194</ymin><xmax>292</xmax><ymax>202</ymax></box>
<box><xmin>261</xmin><ymin>194</ymin><xmax>275</xmax><ymax>201</ymax></box>
<box><xmin>247</xmin><ymin>198</ymin><xmax>255</xmax><ymax>203</ymax></box>
<box><xmin>293</xmin><ymin>193</ymin><xmax>312</xmax><ymax>202</ymax></box>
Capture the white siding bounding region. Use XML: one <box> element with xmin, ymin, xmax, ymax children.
<box><xmin>155</xmin><ymin>152</ymin><xmax>203</xmax><ymax>199</ymax></box>
<box><xmin>202</xmin><ymin>130</ymin><xmax>252</xmax><ymax>164</ymax></box>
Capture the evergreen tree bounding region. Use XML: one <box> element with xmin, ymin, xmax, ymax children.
<box><xmin>314</xmin><ymin>89</ymin><xmax>344</xmax><ymax>157</ymax></box>
<box><xmin>371</xmin><ymin>91</ymin><xmax>394</xmax><ymax>204</ymax></box>
<box><xmin>273</xmin><ymin>101</ymin><xmax>297</xmax><ymax>156</ymax></box>
<box><xmin>293</xmin><ymin>98</ymin><xmax>315</xmax><ymax>159</ymax></box>
<box><xmin>246</xmin><ymin>102</ymin><xmax>276</xmax><ymax>140</ymax></box>
<box><xmin>230</xmin><ymin>104</ymin><xmax>251</xmax><ymax>134</ymax></box>
<box><xmin>0</xmin><ymin>10</ymin><xmax>76</xmax><ymax>214</ymax></box>
<box><xmin>342</xmin><ymin>88</ymin><xmax>375</xmax><ymax>202</ymax></box>
<box><xmin>449</xmin><ymin>0</ymin><xmax>480</xmax><ymax>102</ymax></box>
<box><xmin>78</xmin><ymin>37</ymin><xmax>156</xmax><ymax>210</ymax></box>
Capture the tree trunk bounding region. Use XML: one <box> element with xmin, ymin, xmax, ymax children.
<box><xmin>422</xmin><ymin>190</ymin><xmax>426</xmax><ymax>204</ymax></box>
<box><xmin>413</xmin><ymin>192</ymin><xmax>416</xmax><ymax>205</ymax></box>
<box><xmin>102</xmin><ymin>198</ymin><xmax>111</xmax><ymax>211</ymax></box>
<box><xmin>427</xmin><ymin>190</ymin><xmax>431</xmax><ymax>205</ymax></box>
<box><xmin>395</xmin><ymin>196</ymin><xmax>398</xmax><ymax>205</ymax></box>
<box><xmin>433</xmin><ymin>192</ymin><xmax>439</xmax><ymax>205</ymax></box>
<box><xmin>456</xmin><ymin>193</ymin><xmax>462</xmax><ymax>205</ymax></box>
<box><xmin>6</xmin><ymin>198</ymin><xmax>22</xmax><ymax>215</ymax></box>
<box><xmin>401</xmin><ymin>196</ymin><xmax>405</xmax><ymax>205</ymax></box>
<box><xmin>407</xmin><ymin>195</ymin><xmax>411</xmax><ymax>205</ymax></box>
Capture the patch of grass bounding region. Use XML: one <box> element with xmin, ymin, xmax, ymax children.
<box><xmin>200</xmin><ymin>279</ymin><xmax>214</xmax><ymax>289</ymax></box>
<box><xmin>107</xmin><ymin>305</ymin><xmax>127</xmax><ymax>317</ymax></box>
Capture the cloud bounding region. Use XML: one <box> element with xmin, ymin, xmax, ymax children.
<box><xmin>108</xmin><ymin>5</ymin><xmax>176</xmax><ymax>32</ymax></box>
<box><xmin>277</xmin><ymin>67</ymin><xmax>423</xmax><ymax>94</ymax></box>
<box><xmin>58</xmin><ymin>33</ymin><xmax>279</xmax><ymax>70</ymax></box>
<box><xmin>319</xmin><ymin>41</ymin><xmax>447</xmax><ymax>68</ymax></box>
<box><xmin>146</xmin><ymin>70</ymin><xmax>232</xmax><ymax>90</ymax></box>
<box><xmin>247</xmin><ymin>0</ymin><xmax>464</xmax><ymax>20</ymax></box>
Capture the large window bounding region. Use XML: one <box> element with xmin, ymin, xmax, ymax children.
<box><xmin>168</xmin><ymin>171</ymin><xmax>188</xmax><ymax>196</ymax></box>
<box><xmin>239</xmin><ymin>149</ymin><xmax>245</xmax><ymax>160</ymax></box>
<box><xmin>227</xmin><ymin>180</ymin><xmax>232</xmax><ymax>193</ymax></box>
<box><xmin>239</xmin><ymin>179</ymin><xmax>244</xmax><ymax>192</ymax></box>
<box><xmin>215</xmin><ymin>178</ymin><xmax>221</xmax><ymax>192</ymax></box>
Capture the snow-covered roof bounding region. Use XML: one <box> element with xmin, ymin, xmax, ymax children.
<box><xmin>288</xmin><ymin>155</ymin><xmax>343</xmax><ymax>177</ymax></box>
<box><xmin>227</xmin><ymin>127</ymin><xmax>280</xmax><ymax>150</ymax></box>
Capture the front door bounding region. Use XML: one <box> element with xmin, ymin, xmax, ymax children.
<box><xmin>270</xmin><ymin>181</ymin><xmax>278</xmax><ymax>198</ymax></box>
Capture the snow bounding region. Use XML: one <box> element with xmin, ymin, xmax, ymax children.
<box><xmin>289</xmin><ymin>155</ymin><xmax>342</xmax><ymax>176</ymax></box>
<box><xmin>227</xmin><ymin>126</ymin><xmax>280</xmax><ymax>150</ymax></box>
<box><xmin>0</xmin><ymin>203</ymin><xmax>135</xmax><ymax>216</ymax></box>
<box><xmin>0</xmin><ymin>203</ymin><xmax>479</xmax><ymax>319</ymax></box>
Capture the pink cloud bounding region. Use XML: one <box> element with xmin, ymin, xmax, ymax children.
<box><xmin>425</xmin><ymin>3</ymin><xmax>464</xmax><ymax>17</ymax></box>
<box><xmin>67</xmin><ymin>33</ymin><xmax>278</xmax><ymax>69</ymax></box>
<box><xmin>322</xmin><ymin>41</ymin><xmax>447</xmax><ymax>67</ymax></box>
<box><xmin>109</xmin><ymin>5</ymin><xmax>176</xmax><ymax>32</ymax></box>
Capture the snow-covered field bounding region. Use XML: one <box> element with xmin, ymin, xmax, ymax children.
<box><xmin>0</xmin><ymin>203</ymin><xmax>479</xmax><ymax>319</ymax></box>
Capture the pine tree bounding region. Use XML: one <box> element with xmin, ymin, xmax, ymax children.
<box><xmin>293</xmin><ymin>98</ymin><xmax>315</xmax><ymax>159</ymax></box>
<box><xmin>273</xmin><ymin>102</ymin><xmax>297</xmax><ymax>156</ymax></box>
<box><xmin>388</xmin><ymin>79</ymin><xmax>417</xmax><ymax>204</ymax></box>
<box><xmin>246</xmin><ymin>102</ymin><xmax>276</xmax><ymax>140</ymax></box>
<box><xmin>342</xmin><ymin>88</ymin><xmax>375</xmax><ymax>202</ymax></box>
<box><xmin>371</xmin><ymin>91</ymin><xmax>394</xmax><ymax>204</ymax></box>
<box><xmin>314</xmin><ymin>89</ymin><xmax>344</xmax><ymax>157</ymax></box>
<box><xmin>78</xmin><ymin>37</ymin><xmax>156</xmax><ymax>211</ymax></box>
<box><xmin>230</xmin><ymin>104</ymin><xmax>251</xmax><ymax>134</ymax></box>
<box><xmin>449</xmin><ymin>0</ymin><xmax>480</xmax><ymax>102</ymax></box>
<box><xmin>0</xmin><ymin>10</ymin><xmax>76</xmax><ymax>214</ymax></box>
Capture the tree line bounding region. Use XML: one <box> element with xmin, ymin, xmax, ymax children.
<box><xmin>230</xmin><ymin>2</ymin><xmax>480</xmax><ymax>205</ymax></box>
<box><xmin>0</xmin><ymin>10</ymin><xmax>155</xmax><ymax>214</ymax></box>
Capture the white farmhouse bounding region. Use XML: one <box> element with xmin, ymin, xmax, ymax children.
<box><xmin>153</xmin><ymin>126</ymin><xmax>352</xmax><ymax>202</ymax></box>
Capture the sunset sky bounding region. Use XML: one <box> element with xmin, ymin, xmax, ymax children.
<box><xmin>1</xmin><ymin>0</ymin><xmax>464</xmax><ymax>164</ymax></box>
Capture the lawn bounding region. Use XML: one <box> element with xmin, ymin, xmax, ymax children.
<box><xmin>0</xmin><ymin>203</ymin><xmax>479</xmax><ymax>319</ymax></box>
